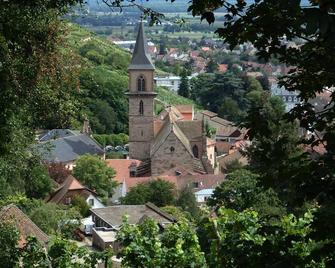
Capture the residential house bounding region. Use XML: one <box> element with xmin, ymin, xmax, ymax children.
<box><xmin>36</xmin><ymin>129</ymin><xmax>104</xmax><ymax>170</ymax></box>
<box><xmin>47</xmin><ymin>175</ymin><xmax>104</xmax><ymax>209</ymax></box>
<box><xmin>91</xmin><ymin>203</ymin><xmax>176</xmax><ymax>250</ymax></box>
<box><xmin>47</xmin><ymin>175</ymin><xmax>105</xmax><ymax>234</ymax></box>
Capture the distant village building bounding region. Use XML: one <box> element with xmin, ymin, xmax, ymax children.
<box><xmin>270</xmin><ymin>82</ymin><xmax>300</xmax><ymax>112</ymax></box>
<box><xmin>154</xmin><ymin>74</ymin><xmax>196</xmax><ymax>92</ymax></box>
<box><xmin>154</xmin><ymin>76</ymin><xmax>181</xmax><ymax>92</ymax></box>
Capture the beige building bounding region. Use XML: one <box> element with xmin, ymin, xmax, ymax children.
<box><xmin>125</xmin><ymin>21</ymin><xmax>215</xmax><ymax>176</ymax></box>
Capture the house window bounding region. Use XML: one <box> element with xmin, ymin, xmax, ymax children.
<box><xmin>137</xmin><ymin>75</ymin><xmax>146</xmax><ymax>91</ymax></box>
<box><xmin>88</xmin><ymin>199</ymin><xmax>94</xmax><ymax>206</ymax></box>
<box><xmin>170</xmin><ymin>146</ymin><xmax>175</xmax><ymax>153</ymax></box>
<box><xmin>193</xmin><ymin>182</ymin><xmax>199</xmax><ymax>188</ymax></box>
<box><xmin>65</xmin><ymin>197</ymin><xmax>71</xmax><ymax>205</ymax></box>
<box><xmin>139</xmin><ymin>100</ymin><xmax>144</xmax><ymax>115</ymax></box>
<box><xmin>192</xmin><ymin>145</ymin><xmax>199</xmax><ymax>158</ymax></box>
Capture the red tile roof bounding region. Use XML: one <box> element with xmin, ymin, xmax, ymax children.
<box><xmin>47</xmin><ymin>175</ymin><xmax>96</xmax><ymax>204</ymax></box>
<box><xmin>218</xmin><ymin>64</ymin><xmax>228</xmax><ymax>73</ymax></box>
<box><xmin>175</xmin><ymin>105</ymin><xmax>194</xmax><ymax>120</ymax></box>
<box><xmin>0</xmin><ymin>204</ymin><xmax>49</xmax><ymax>248</ymax></box>
<box><xmin>106</xmin><ymin>159</ymin><xmax>142</xmax><ymax>184</ymax></box>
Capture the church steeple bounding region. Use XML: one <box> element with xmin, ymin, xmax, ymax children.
<box><xmin>126</xmin><ymin>18</ymin><xmax>156</xmax><ymax>161</ymax></box>
<box><xmin>128</xmin><ymin>19</ymin><xmax>155</xmax><ymax>70</ymax></box>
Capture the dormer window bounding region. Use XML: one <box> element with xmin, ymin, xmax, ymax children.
<box><xmin>137</xmin><ymin>75</ymin><xmax>146</xmax><ymax>91</ymax></box>
<box><xmin>139</xmin><ymin>100</ymin><xmax>144</xmax><ymax>115</ymax></box>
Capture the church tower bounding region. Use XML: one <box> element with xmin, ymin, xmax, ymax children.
<box><xmin>126</xmin><ymin>19</ymin><xmax>156</xmax><ymax>160</ymax></box>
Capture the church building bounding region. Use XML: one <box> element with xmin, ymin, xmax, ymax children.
<box><xmin>125</xmin><ymin>20</ymin><xmax>215</xmax><ymax>176</ymax></box>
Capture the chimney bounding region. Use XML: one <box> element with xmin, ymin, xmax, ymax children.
<box><xmin>82</xmin><ymin>117</ymin><xmax>92</xmax><ymax>136</ymax></box>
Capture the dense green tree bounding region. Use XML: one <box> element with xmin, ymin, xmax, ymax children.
<box><xmin>176</xmin><ymin>186</ymin><xmax>200</xmax><ymax>219</ymax></box>
<box><xmin>122</xmin><ymin>179</ymin><xmax>176</xmax><ymax>207</ymax></box>
<box><xmin>243</xmin><ymin>92</ymin><xmax>303</xmax><ymax>194</ymax></box>
<box><xmin>159</xmin><ymin>40</ymin><xmax>167</xmax><ymax>55</ymax></box>
<box><xmin>21</xmin><ymin>237</ymin><xmax>50</xmax><ymax>268</ymax></box>
<box><xmin>73</xmin><ymin>154</ymin><xmax>117</xmax><ymax>198</ymax></box>
<box><xmin>205</xmin><ymin>59</ymin><xmax>218</xmax><ymax>73</ymax></box>
<box><xmin>0</xmin><ymin>0</ymin><xmax>83</xmax><ymax>199</ymax></box>
<box><xmin>208</xmin><ymin>169</ymin><xmax>285</xmax><ymax>218</ymax></box>
<box><xmin>161</xmin><ymin>206</ymin><xmax>192</xmax><ymax>222</ymax></box>
<box><xmin>71</xmin><ymin>195</ymin><xmax>91</xmax><ymax>217</ymax></box>
<box><xmin>178</xmin><ymin>69</ymin><xmax>190</xmax><ymax>98</ymax></box>
<box><xmin>29</xmin><ymin>202</ymin><xmax>81</xmax><ymax>238</ymax></box>
<box><xmin>218</xmin><ymin>97</ymin><xmax>244</xmax><ymax>122</ymax></box>
<box><xmin>205</xmin><ymin>208</ymin><xmax>330</xmax><ymax>267</ymax></box>
<box><xmin>25</xmin><ymin>165</ymin><xmax>53</xmax><ymax>199</ymax></box>
<box><xmin>0</xmin><ymin>221</ymin><xmax>20</xmax><ymax>268</ymax></box>
<box><xmin>244</xmin><ymin>76</ymin><xmax>263</xmax><ymax>92</ymax></box>
<box><xmin>117</xmin><ymin>218</ymin><xmax>207</xmax><ymax>268</ymax></box>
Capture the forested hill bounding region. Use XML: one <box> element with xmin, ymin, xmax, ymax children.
<box><xmin>65</xmin><ymin>23</ymin><xmax>196</xmax><ymax>135</ymax></box>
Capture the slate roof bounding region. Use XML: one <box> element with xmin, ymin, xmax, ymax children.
<box><xmin>38</xmin><ymin>129</ymin><xmax>78</xmax><ymax>142</ymax></box>
<box><xmin>128</xmin><ymin>20</ymin><xmax>155</xmax><ymax>70</ymax></box>
<box><xmin>37</xmin><ymin>134</ymin><xmax>104</xmax><ymax>163</ymax></box>
<box><xmin>0</xmin><ymin>204</ymin><xmax>49</xmax><ymax>247</ymax></box>
<box><xmin>47</xmin><ymin>175</ymin><xmax>96</xmax><ymax>204</ymax></box>
<box><xmin>91</xmin><ymin>203</ymin><xmax>176</xmax><ymax>229</ymax></box>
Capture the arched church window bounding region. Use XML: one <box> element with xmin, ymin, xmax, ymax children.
<box><xmin>137</xmin><ymin>75</ymin><xmax>146</xmax><ymax>91</ymax></box>
<box><xmin>192</xmin><ymin>145</ymin><xmax>199</xmax><ymax>158</ymax></box>
<box><xmin>139</xmin><ymin>100</ymin><xmax>144</xmax><ymax>115</ymax></box>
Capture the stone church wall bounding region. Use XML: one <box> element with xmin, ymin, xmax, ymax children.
<box><xmin>151</xmin><ymin>131</ymin><xmax>194</xmax><ymax>175</ymax></box>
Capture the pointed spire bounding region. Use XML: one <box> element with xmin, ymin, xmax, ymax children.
<box><xmin>128</xmin><ymin>18</ymin><xmax>155</xmax><ymax>70</ymax></box>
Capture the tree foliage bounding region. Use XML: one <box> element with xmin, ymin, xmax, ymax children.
<box><xmin>121</xmin><ymin>179</ymin><xmax>176</xmax><ymax>207</ymax></box>
<box><xmin>73</xmin><ymin>154</ymin><xmax>117</xmax><ymax>198</ymax></box>
<box><xmin>204</xmin><ymin>208</ymin><xmax>330</xmax><ymax>267</ymax></box>
<box><xmin>29</xmin><ymin>202</ymin><xmax>81</xmax><ymax>239</ymax></box>
<box><xmin>178</xmin><ymin>69</ymin><xmax>190</xmax><ymax>98</ymax></box>
<box><xmin>190</xmin><ymin>71</ymin><xmax>262</xmax><ymax>122</ymax></box>
<box><xmin>176</xmin><ymin>186</ymin><xmax>200</xmax><ymax>219</ymax></box>
<box><xmin>0</xmin><ymin>221</ymin><xmax>20</xmax><ymax>268</ymax></box>
<box><xmin>208</xmin><ymin>169</ymin><xmax>285</xmax><ymax>219</ymax></box>
<box><xmin>117</xmin><ymin>217</ymin><xmax>207</xmax><ymax>268</ymax></box>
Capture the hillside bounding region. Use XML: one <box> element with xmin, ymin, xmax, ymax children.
<box><xmin>65</xmin><ymin>23</ymin><xmax>198</xmax><ymax>134</ymax></box>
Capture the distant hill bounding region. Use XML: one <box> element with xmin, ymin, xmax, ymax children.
<box><xmin>65</xmin><ymin>23</ymin><xmax>198</xmax><ymax>134</ymax></box>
